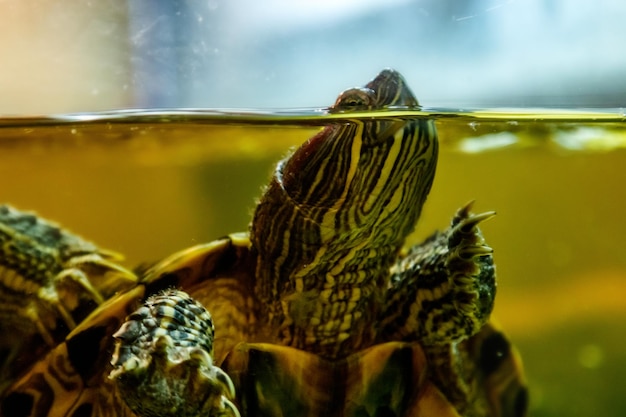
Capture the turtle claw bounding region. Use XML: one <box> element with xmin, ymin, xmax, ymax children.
<box><xmin>456</xmin><ymin>244</ymin><xmax>493</xmax><ymax>259</ymax></box>
<box><xmin>110</xmin><ymin>289</ymin><xmax>240</xmax><ymax>417</ymax></box>
<box><xmin>450</xmin><ymin>207</ymin><xmax>495</xmax><ymax>244</ymax></box>
<box><xmin>212</xmin><ymin>362</ymin><xmax>237</xmax><ymax>401</ymax></box>
<box><xmin>460</xmin><ymin>211</ymin><xmax>496</xmax><ymax>230</ymax></box>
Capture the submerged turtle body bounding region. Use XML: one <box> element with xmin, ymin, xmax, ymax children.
<box><xmin>0</xmin><ymin>69</ymin><xmax>528</xmax><ymax>417</ymax></box>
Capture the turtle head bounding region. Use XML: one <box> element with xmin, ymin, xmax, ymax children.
<box><xmin>255</xmin><ymin>69</ymin><xmax>437</xmax><ymax>255</ymax></box>
<box><xmin>329</xmin><ymin>68</ymin><xmax>419</xmax><ymax>111</ymax></box>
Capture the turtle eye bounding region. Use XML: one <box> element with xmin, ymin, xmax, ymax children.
<box><xmin>479</xmin><ymin>330</ymin><xmax>511</xmax><ymax>376</ymax></box>
<box><xmin>332</xmin><ymin>87</ymin><xmax>375</xmax><ymax>111</ymax></box>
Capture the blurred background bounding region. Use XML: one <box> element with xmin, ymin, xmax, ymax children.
<box><xmin>1</xmin><ymin>0</ymin><xmax>626</xmax><ymax>114</ymax></box>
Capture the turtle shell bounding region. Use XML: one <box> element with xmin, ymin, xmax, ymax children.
<box><xmin>222</xmin><ymin>322</ymin><xmax>525</xmax><ymax>417</ymax></box>
<box><xmin>222</xmin><ymin>341</ymin><xmax>459</xmax><ymax>417</ymax></box>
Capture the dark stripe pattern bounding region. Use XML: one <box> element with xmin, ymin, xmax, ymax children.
<box><xmin>250</xmin><ymin>69</ymin><xmax>438</xmax><ymax>358</ymax></box>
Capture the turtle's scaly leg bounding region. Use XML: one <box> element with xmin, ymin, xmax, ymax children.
<box><xmin>0</xmin><ymin>205</ymin><xmax>137</xmax><ymax>393</ymax></box>
<box><xmin>110</xmin><ymin>289</ymin><xmax>240</xmax><ymax>417</ymax></box>
<box><xmin>0</xmin><ymin>205</ymin><xmax>137</xmax><ymax>345</ymax></box>
<box><xmin>379</xmin><ymin>202</ymin><xmax>497</xmax><ymax>345</ymax></box>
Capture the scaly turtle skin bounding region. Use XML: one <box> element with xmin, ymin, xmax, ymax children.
<box><xmin>0</xmin><ymin>206</ymin><xmax>137</xmax><ymax>394</ymax></box>
<box><xmin>0</xmin><ymin>69</ymin><xmax>528</xmax><ymax>417</ymax></box>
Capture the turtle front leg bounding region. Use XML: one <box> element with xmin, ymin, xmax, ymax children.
<box><xmin>0</xmin><ymin>205</ymin><xmax>137</xmax><ymax>345</ymax></box>
<box><xmin>380</xmin><ymin>202</ymin><xmax>496</xmax><ymax>345</ymax></box>
<box><xmin>109</xmin><ymin>289</ymin><xmax>240</xmax><ymax>417</ymax></box>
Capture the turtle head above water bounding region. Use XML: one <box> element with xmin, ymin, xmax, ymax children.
<box><xmin>330</xmin><ymin>68</ymin><xmax>420</xmax><ymax>111</ymax></box>
<box><xmin>257</xmin><ymin>68</ymin><xmax>437</xmax><ymax>251</ymax></box>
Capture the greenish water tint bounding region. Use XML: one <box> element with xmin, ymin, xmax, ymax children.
<box><xmin>1</xmin><ymin>108</ymin><xmax>625</xmax><ymax>417</ymax></box>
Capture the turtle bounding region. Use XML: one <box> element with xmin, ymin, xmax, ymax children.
<box><xmin>0</xmin><ymin>69</ymin><xmax>528</xmax><ymax>417</ymax></box>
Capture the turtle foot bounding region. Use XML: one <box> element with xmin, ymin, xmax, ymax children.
<box><xmin>109</xmin><ymin>289</ymin><xmax>240</xmax><ymax>417</ymax></box>
<box><xmin>445</xmin><ymin>203</ymin><xmax>496</xmax><ymax>325</ymax></box>
<box><xmin>381</xmin><ymin>202</ymin><xmax>497</xmax><ymax>346</ymax></box>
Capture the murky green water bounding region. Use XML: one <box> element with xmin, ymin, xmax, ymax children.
<box><xmin>1</xmin><ymin>108</ymin><xmax>625</xmax><ymax>416</ymax></box>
